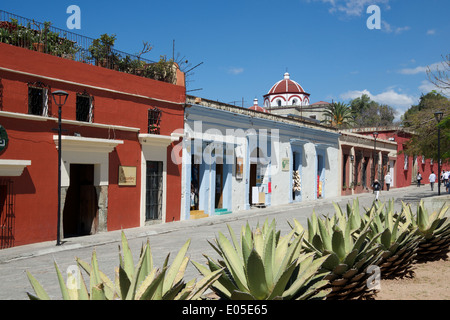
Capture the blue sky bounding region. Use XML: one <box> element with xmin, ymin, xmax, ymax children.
<box><xmin>2</xmin><ymin>0</ymin><xmax>449</xmax><ymax>118</ymax></box>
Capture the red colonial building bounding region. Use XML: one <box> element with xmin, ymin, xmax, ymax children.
<box><xmin>0</xmin><ymin>34</ymin><xmax>185</xmax><ymax>248</ymax></box>
<box><xmin>350</xmin><ymin>127</ymin><xmax>450</xmax><ymax>188</ymax></box>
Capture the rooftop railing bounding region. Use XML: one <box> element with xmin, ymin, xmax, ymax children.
<box><xmin>0</xmin><ymin>10</ymin><xmax>177</xmax><ymax>84</ymax></box>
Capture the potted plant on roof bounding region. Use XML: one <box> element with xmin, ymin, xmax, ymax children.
<box><xmin>132</xmin><ymin>41</ymin><xmax>152</xmax><ymax>76</ymax></box>
<box><xmin>88</xmin><ymin>33</ymin><xmax>116</xmax><ymax>68</ymax></box>
<box><xmin>32</xmin><ymin>21</ymin><xmax>51</xmax><ymax>53</ymax></box>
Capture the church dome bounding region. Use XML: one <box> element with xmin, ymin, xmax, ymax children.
<box><xmin>249</xmin><ymin>98</ymin><xmax>269</xmax><ymax>113</ymax></box>
<box><xmin>267</xmin><ymin>72</ymin><xmax>307</xmax><ymax>95</ymax></box>
<box><xmin>263</xmin><ymin>72</ymin><xmax>310</xmax><ymax>109</ymax></box>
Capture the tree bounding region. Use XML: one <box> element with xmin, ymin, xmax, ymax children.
<box><xmin>349</xmin><ymin>94</ymin><xmax>397</xmax><ymax>127</ymax></box>
<box><xmin>401</xmin><ymin>92</ymin><xmax>450</xmax><ymax>163</ymax></box>
<box><xmin>427</xmin><ymin>54</ymin><xmax>450</xmax><ymax>94</ymax></box>
<box><xmin>402</xmin><ymin>91</ymin><xmax>448</xmax><ymax>126</ymax></box>
<box><xmin>321</xmin><ymin>102</ymin><xmax>354</xmax><ymax>128</ymax></box>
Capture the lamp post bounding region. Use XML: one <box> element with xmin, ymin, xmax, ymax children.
<box><xmin>372</xmin><ymin>131</ymin><xmax>379</xmax><ymax>186</ymax></box>
<box><xmin>52</xmin><ymin>90</ymin><xmax>69</xmax><ymax>246</ymax></box>
<box><xmin>434</xmin><ymin>111</ymin><xmax>443</xmax><ymax>195</ymax></box>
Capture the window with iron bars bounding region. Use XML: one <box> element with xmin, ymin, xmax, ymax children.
<box><xmin>76</xmin><ymin>93</ymin><xmax>93</xmax><ymax>122</ymax></box>
<box><xmin>148</xmin><ymin>107</ymin><xmax>161</xmax><ymax>134</ymax></box>
<box><xmin>0</xmin><ymin>179</ymin><xmax>14</xmax><ymax>249</ymax></box>
<box><xmin>28</xmin><ymin>84</ymin><xmax>48</xmax><ymax>116</ymax></box>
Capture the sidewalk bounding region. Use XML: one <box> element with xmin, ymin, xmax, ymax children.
<box><xmin>1</xmin><ymin>184</ymin><xmax>445</xmax><ymax>264</ymax></box>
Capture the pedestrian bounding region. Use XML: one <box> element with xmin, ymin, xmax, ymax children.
<box><xmin>429</xmin><ymin>171</ymin><xmax>436</xmax><ymax>191</ymax></box>
<box><xmin>384</xmin><ymin>172</ymin><xmax>392</xmax><ymax>191</ymax></box>
<box><xmin>373</xmin><ymin>179</ymin><xmax>381</xmax><ymax>201</ymax></box>
<box><xmin>416</xmin><ymin>173</ymin><xmax>422</xmax><ymax>187</ymax></box>
<box><xmin>444</xmin><ymin>170</ymin><xmax>450</xmax><ymax>189</ymax></box>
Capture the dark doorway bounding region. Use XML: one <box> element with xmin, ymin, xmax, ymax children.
<box><xmin>63</xmin><ymin>164</ymin><xmax>98</xmax><ymax>238</ymax></box>
<box><xmin>215</xmin><ymin>164</ymin><xmax>223</xmax><ymax>209</ymax></box>
<box><xmin>146</xmin><ymin>161</ymin><xmax>163</xmax><ymax>221</ymax></box>
<box><xmin>249</xmin><ymin>163</ymin><xmax>257</xmax><ymax>205</ymax></box>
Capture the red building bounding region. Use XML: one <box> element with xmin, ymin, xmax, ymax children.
<box><xmin>0</xmin><ymin>41</ymin><xmax>185</xmax><ymax>248</ymax></box>
<box><xmin>350</xmin><ymin>127</ymin><xmax>450</xmax><ymax>188</ymax></box>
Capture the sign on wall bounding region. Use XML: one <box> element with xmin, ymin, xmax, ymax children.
<box><xmin>118</xmin><ymin>166</ymin><xmax>137</xmax><ymax>186</ymax></box>
<box><xmin>236</xmin><ymin>157</ymin><xmax>243</xmax><ymax>180</ymax></box>
<box><xmin>281</xmin><ymin>158</ymin><xmax>290</xmax><ymax>172</ymax></box>
<box><xmin>0</xmin><ymin>125</ymin><xmax>8</xmax><ymax>152</ymax></box>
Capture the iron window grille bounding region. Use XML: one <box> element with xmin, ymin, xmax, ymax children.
<box><xmin>148</xmin><ymin>107</ymin><xmax>161</xmax><ymax>134</ymax></box>
<box><xmin>76</xmin><ymin>92</ymin><xmax>93</xmax><ymax>122</ymax></box>
<box><xmin>146</xmin><ymin>161</ymin><xmax>163</xmax><ymax>221</ymax></box>
<box><xmin>28</xmin><ymin>82</ymin><xmax>49</xmax><ymax>116</ymax></box>
<box><xmin>0</xmin><ymin>179</ymin><xmax>14</xmax><ymax>249</ymax></box>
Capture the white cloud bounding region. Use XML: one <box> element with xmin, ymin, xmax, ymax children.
<box><xmin>398</xmin><ymin>62</ymin><xmax>440</xmax><ymax>75</ymax></box>
<box><xmin>311</xmin><ymin>0</ymin><xmax>390</xmax><ymax>16</ymax></box>
<box><xmin>394</xmin><ymin>26</ymin><xmax>410</xmax><ymax>34</ymax></box>
<box><xmin>426</xmin><ymin>29</ymin><xmax>436</xmax><ymax>35</ymax></box>
<box><xmin>419</xmin><ymin>80</ymin><xmax>450</xmax><ymax>96</ymax></box>
<box><xmin>227</xmin><ymin>67</ymin><xmax>244</xmax><ymax>75</ymax></box>
<box><xmin>340</xmin><ymin>88</ymin><xmax>417</xmax><ymax>115</ymax></box>
<box><xmin>381</xmin><ymin>20</ymin><xmax>410</xmax><ymax>34</ymax></box>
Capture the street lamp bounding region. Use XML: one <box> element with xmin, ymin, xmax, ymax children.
<box><xmin>434</xmin><ymin>111</ymin><xmax>443</xmax><ymax>195</ymax></box>
<box><xmin>372</xmin><ymin>131</ymin><xmax>379</xmax><ymax>186</ymax></box>
<box><xmin>52</xmin><ymin>90</ymin><xmax>69</xmax><ymax>246</ymax></box>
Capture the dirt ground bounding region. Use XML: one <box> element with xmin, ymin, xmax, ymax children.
<box><xmin>375</xmin><ymin>254</ymin><xmax>450</xmax><ymax>300</ymax></box>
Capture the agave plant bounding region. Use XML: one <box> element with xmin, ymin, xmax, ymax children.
<box><xmin>193</xmin><ymin>219</ymin><xmax>330</xmax><ymax>300</ymax></box>
<box><xmin>291</xmin><ymin>199</ymin><xmax>383</xmax><ymax>300</ymax></box>
<box><xmin>360</xmin><ymin>200</ymin><xmax>419</xmax><ymax>279</ymax></box>
<box><xmin>402</xmin><ymin>200</ymin><xmax>450</xmax><ymax>262</ymax></box>
<box><xmin>26</xmin><ymin>231</ymin><xmax>221</xmax><ymax>300</ymax></box>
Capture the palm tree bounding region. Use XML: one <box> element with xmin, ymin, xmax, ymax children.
<box><xmin>321</xmin><ymin>102</ymin><xmax>354</xmax><ymax>128</ymax></box>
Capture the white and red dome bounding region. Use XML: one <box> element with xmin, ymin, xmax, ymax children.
<box><xmin>249</xmin><ymin>98</ymin><xmax>269</xmax><ymax>113</ymax></box>
<box><xmin>263</xmin><ymin>72</ymin><xmax>310</xmax><ymax>109</ymax></box>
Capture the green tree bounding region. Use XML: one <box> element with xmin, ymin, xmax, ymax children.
<box><xmin>349</xmin><ymin>94</ymin><xmax>397</xmax><ymax>127</ymax></box>
<box><xmin>321</xmin><ymin>102</ymin><xmax>354</xmax><ymax>128</ymax></box>
<box><xmin>401</xmin><ymin>92</ymin><xmax>450</xmax><ymax>163</ymax></box>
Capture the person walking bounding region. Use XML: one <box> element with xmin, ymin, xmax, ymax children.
<box><xmin>444</xmin><ymin>170</ymin><xmax>450</xmax><ymax>191</ymax></box>
<box><xmin>416</xmin><ymin>173</ymin><xmax>422</xmax><ymax>187</ymax></box>
<box><xmin>429</xmin><ymin>171</ymin><xmax>436</xmax><ymax>191</ymax></box>
<box><xmin>384</xmin><ymin>172</ymin><xmax>392</xmax><ymax>191</ymax></box>
<box><xmin>373</xmin><ymin>179</ymin><xmax>382</xmax><ymax>201</ymax></box>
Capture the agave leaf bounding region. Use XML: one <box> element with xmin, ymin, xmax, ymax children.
<box><xmin>91</xmin><ymin>283</ymin><xmax>107</xmax><ymax>300</ymax></box>
<box><xmin>216</xmin><ymin>232</ymin><xmax>247</xmax><ymax>292</ymax></box>
<box><xmin>332</xmin><ymin>228</ymin><xmax>347</xmax><ymax>261</ymax></box>
<box><xmin>253</xmin><ymin>228</ymin><xmax>264</xmax><ymax>258</ymax></box>
<box><xmin>193</xmin><ymin>257</ymin><xmax>235</xmax><ymax>298</ymax></box>
<box><xmin>380</xmin><ymin>228</ymin><xmax>392</xmax><ymax>248</ymax></box>
<box><xmin>227</xmin><ymin>224</ymin><xmax>242</xmax><ymax>259</ymax></box>
<box><xmin>417</xmin><ymin>201</ymin><xmax>429</xmax><ymax>231</ymax></box>
<box><xmin>321</xmin><ymin>252</ymin><xmax>340</xmax><ymax>271</ymax></box>
<box><xmin>269</xmin><ymin>260</ymin><xmax>299</xmax><ymax>300</ymax></box>
<box><xmin>89</xmin><ymin>249</ymin><xmax>103</xmax><ymax>296</ymax></box>
<box><xmin>263</xmin><ymin>226</ymin><xmax>276</xmax><ymax>289</ymax></box>
<box><xmin>26</xmin><ymin>271</ymin><xmax>51</xmax><ymax>300</ymax></box>
<box><xmin>246</xmin><ymin>249</ymin><xmax>269</xmax><ymax>300</ymax></box>
<box><xmin>318</xmin><ymin>218</ymin><xmax>332</xmax><ymax>251</ymax></box>
<box><xmin>136</xmin><ymin>240</ymin><xmax>153</xmax><ymax>288</ymax></box>
<box><xmin>53</xmin><ymin>261</ymin><xmax>70</xmax><ymax>300</ymax></box>
<box><xmin>343</xmin><ymin>249</ymin><xmax>359</xmax><ymax>267</ymax></box>
<box><xmin>312</xmin><ymin>234</ymin><xmax>324</xmax><ymax>252</ymax></box>
<box><xmin>120</xmin><ymin>231</ymin><xmax>135</xmax><ymax>281</ymax></box>
<box><xmin>134</xmin><ymin>268</ymin><xmax>159</xmax><ymax>300</ymax></box>
<box><xmin>231</xmin><ymin>290</ymin><xmax>255</xmax><ymax>300</ymax></box>
<box><xmin>308</xmin><ymin>212</ymin><xmax>319</xmax><ymax>242</ymax></box>
<box><xmin>163</xmin><ymin>239</ymin><xmax>191</xmax><ymax>294</ymax></box>
<box><xmin>185</xmin><ymin>268</ymin><xmax>223</xmax><ymax>300</ymax></box>
<box><xmin>284</xmin><ymin>254</ymin><xmax>329</xmax><ymax>299</ymax></box>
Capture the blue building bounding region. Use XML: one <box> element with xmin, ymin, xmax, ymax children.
<box><xmin>180</xmin><ymin>96</ymin><xmax>340</xmax><ymax>220</ymax></box>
